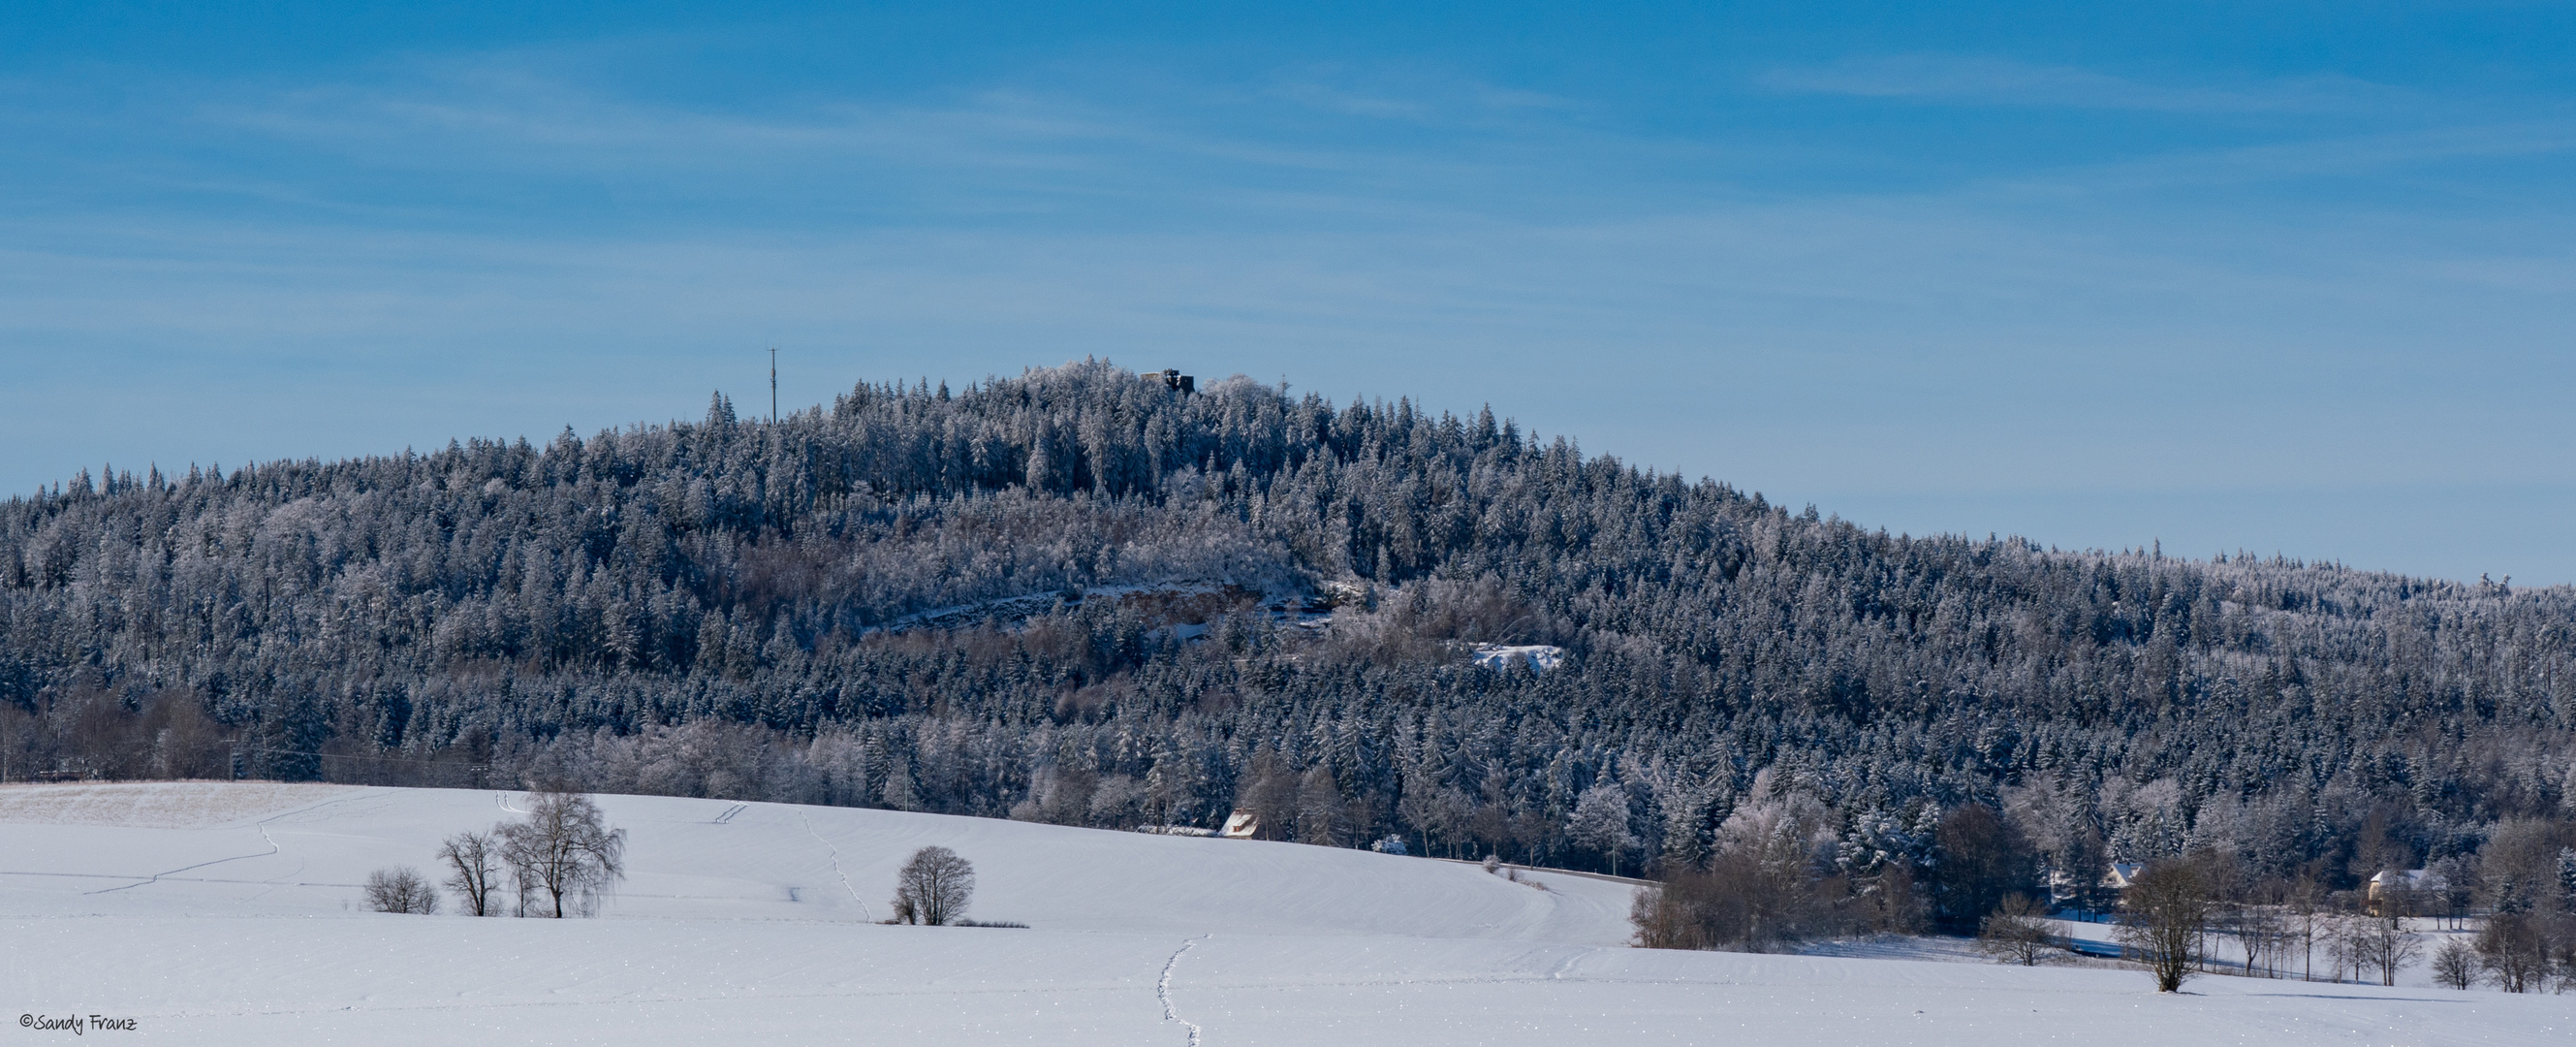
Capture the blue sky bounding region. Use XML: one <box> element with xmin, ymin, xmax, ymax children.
<box><xmin>5</xmin><ymin>2</ymin><xmax>2574</xmax><ymax>583</ymax></box>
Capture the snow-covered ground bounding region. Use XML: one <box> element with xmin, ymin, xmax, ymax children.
<box><xmin>2</xmin><ymin>782</ymin><xmax>2562</xmax><ymax>1045</ymax></box>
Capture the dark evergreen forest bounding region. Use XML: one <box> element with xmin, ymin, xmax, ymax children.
<box><xmin>6</xmin><ymin>361</ymin><xmax>2572</xmax><ymax>901</ymax></box>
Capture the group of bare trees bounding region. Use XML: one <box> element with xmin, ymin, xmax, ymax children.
<box><xmin>1630</xmin><ymin>779</ymin><xmax>1925</xmax><ymax>952</ymax></box>
<box><xmin>2463</xmin><ymin>911</ymin><xmax>2576</xmax><ymax>993</ymax></box>
<box><xmin>2104</xmin><ymin>855</ymin><xmax>2426</xmax><ymax>992</ymax></box>
<box><xmin>2328</xmin><ymin>915</ymin><xmax>2425</xmax><ymax>986</ymax></box>
<box><xmin>2101</xmin><ymin>850</ymin><xmax>2576</xmax><ymax>993</ymax></box>
<box><xmin>1629</xmin><ymin>852</ymin><xmax>1834</xmax><ymax>953</ymax></box>
<box><xmin>366</xmin><ymin>790</ymin><xmax>626</xmax><ymax>918</ymax></box>
<box><xmin>363</xmin><ymin>798</ymin><xmax>997</xmax><ymax>931</ymax></box>
<box><xmin>1634</xmin><ymin>811</ymin><xmax>2572</xmax><ymax>995</ymax></box>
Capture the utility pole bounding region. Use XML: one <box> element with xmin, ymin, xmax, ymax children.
<box><xmin>770</xmin><ymin>346</ymin><xmax>778</xmax><ymax>424</ymax></box>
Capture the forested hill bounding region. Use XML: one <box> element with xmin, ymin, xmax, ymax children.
<box><xmin>5</xmin><ymin>361</ymin><xmax>2572</xmax><ymax>891</ymax></box>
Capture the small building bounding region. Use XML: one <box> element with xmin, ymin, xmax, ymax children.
<box><xmin>1221</xmin><ymin>809</ymin><xmax>1260</xmax><ymax>839</ymax></box>
<box><xmin>2042</xmin><ymin>862</ymin><xmax>2144</xmax><ymax>919</ymax></box>
<box><xmin>2368</xmin><ymin>869</ymin><xmax>2446</xmax><ymax>915</ymax></box>
<box><xmin>1149</xmin><ymin>369</ymin><xmax>1196</xmax><ymax>395</ymax></box>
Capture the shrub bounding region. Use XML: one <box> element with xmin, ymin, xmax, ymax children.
<box><xmin>364</xmin><ymin>867</ymin><xmax>441</xmax><ymax>914</ymax></box>
<box><xmin>1631</xmin><ymin>851</ymin><xmax>1827</xmax><ymax>952</ymax></box>
<box><xmin>1975</xmin><ymin>894</ymin><xmax>2060</xmax><ymax>966</ymax></box>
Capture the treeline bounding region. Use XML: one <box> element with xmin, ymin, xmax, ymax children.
<box><xmin>3</xmin><ymin>360</ymin><xmax>2573</xmax><ymax>902</ymax></box>
<box><xmin>1633</xmin><ymin>774</ymin><xmax>2576</xmax><ymax>975</ymax></box>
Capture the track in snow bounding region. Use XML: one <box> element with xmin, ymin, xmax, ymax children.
<box><xmin>1157</xmin><ymin>935</ymin><xmax>1207</xmax><ymax>1047</ymax></box>
<box><xmin>801</xmin><ymin>809</ymin><xmax>873</xmax><ymax>922</ymax></box>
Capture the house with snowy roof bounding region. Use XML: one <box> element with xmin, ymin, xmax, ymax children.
<box><xmin>2367</xmin><ymin>869</ymin><xmax>2445</xmax><ymax>915</ymax></box>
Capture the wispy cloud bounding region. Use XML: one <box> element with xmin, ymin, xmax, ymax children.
<box><xmin>198</xmin><ymin>51</ymin><xmax>1578</xmax><ymax>171</ymax></box>
<box><xmin>1760</xmin><ymin>54</ymin><xmax>2417</xmax><ymax>115</ymax></box>
<box><xmin>2009</xmin><ymin>120</ymin><xmax>2576</xmax><ymax>196</ymax></box>
<box><xmin>208</xmin><ymin>71</ymin><xmax>1140</xmax><ymax>170</ymax></box>
<box><xmin>1265</xmin><ymin>70</ymin><xmax>1574</xmax><ymax>124</ymax></box>
<box><xmin>110</xmin><ymin>52</ymin><xmax>1644</xmax><ymax>246</ymax></box>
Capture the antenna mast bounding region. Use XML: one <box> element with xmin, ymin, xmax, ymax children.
<box><xmin>769</xmin><ymin>346</ymin><xmax>778</xmax><ymax>424</ymax></box>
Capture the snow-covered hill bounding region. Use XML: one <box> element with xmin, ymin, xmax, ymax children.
<box><xmin>1</xmin><ymin>782</ymin><xmax>2560</xmax><ymax>1045</ymax></box>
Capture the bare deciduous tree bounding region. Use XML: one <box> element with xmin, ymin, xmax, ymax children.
<box><xmin>1975</xmin><ymin>893</ymin><xmax>2060</xmax><ymax>966</ymax></box>
<box><xmin>2476</xmin><ymin>912</ymin><xmax>2551</xmax><ymax>993</ymax></box>
<box><xmin>363</xmin><ymin>866</ymin><xmax>440</xmax><ymax>914</ymax></box>
<box><xmin>2356</xmin><ymin>915</ymin><xmax>2422</xmax><ymax>986</ymax></box>
<box><xmin>2218</xmin><ymin>903</ymin><xmax>2287</xmax><ymax>977</ymax></box>
<box><xmin>2287</xmin><ymin>878</ymin><xmax>2325</xmax><ymax>981</ymax></box>
<box><xmin>2117</xmin><ymin>859</ymin><xmax>2212</xmax><ymax>993</ymax></box>
<box><xmin>499</xmin><ymin>790</ymin><xmax>627</xmax><ymax>918</ymax></box>
<box><xmin>2320</xmin><ymin>913</ymin><xmax>2369</xmax><ymax>983</ymax></box>
<box><xmin>892</xmin><ymin>845</ymin><xmax>974</xmax><ymax>926</ymax></box>
<box><xmin>2432</xmin><ymin>937</ymin><xmax>2480</xmax><ymax>989</ymax></box>
<box><xmin>1932</xmin><ymin>804</ymin><xmax>2038</xmax><ymax>935</ymax></box>
<box><xmin>439</xmin><ymin>830</ymin><xmax>504</xmax><ymax>917</ymax></box>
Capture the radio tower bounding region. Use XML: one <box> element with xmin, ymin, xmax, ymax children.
<box><xmin>769</xmin><ymin>346</ymin><xmax>778</xmax><ymax>425</ymax></box>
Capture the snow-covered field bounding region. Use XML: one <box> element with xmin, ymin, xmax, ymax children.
<box><xmin>1</xmin><ymin>782</ymin><xmax>2562</xmax><ymax>1045</ymax></box>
